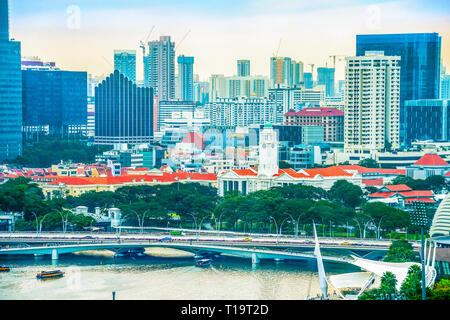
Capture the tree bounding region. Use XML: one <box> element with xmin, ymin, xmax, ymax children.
<box><xmin>358</xmin><ymin>158</ymin><xmax>379</xmax><ymax>168</ymax></box>
<box><xmin>425</xmin><ymin>175</ymin><xmax>447</xmax><ymax>193</ymax></box>
<box><xmin>429</xmin><ymin>279</ymin><xmax>450</xmax><ymax>300</ymax></box>
<box><xmin>359</xmin><ymin>272</ymin><xmax>397</xmax><ymax>300</ymax></box>
<box><xmin>328</xmin><ymin>180</ymin><xmax>363</xmax><ymax>208</ymax></box>
<box><xmin>400</xmin><ymin>265</ymin><xmax>426</xmax><ymax>300</ymax></box>
<box><xmin>383</xmin><ymin>240</ymin><xmax>416</xmax><ymax>262</ymax></box>
<box><xmin>279</xmin><ymin>160</ymin><xmax>292</xmax><ymax>169</ymax></box>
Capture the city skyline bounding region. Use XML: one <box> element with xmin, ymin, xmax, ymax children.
<box><xmin>9</xmin><ymin>0</ymin><xmax>450</xmax><ymax>81</ymax></box>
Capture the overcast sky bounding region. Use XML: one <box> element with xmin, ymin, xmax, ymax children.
<box><xmin>9</xmin><ymin>0</ymin><xmax>450</xmax><ymax>82</ymax></box>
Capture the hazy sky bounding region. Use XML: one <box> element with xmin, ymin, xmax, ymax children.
<box><xmin>9</xmin><ymin>0</ymin><xmax>450</xmax><ymax>82</ymax></box>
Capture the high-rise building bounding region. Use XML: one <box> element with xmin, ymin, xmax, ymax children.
<box><xmin>270</xmin><ymin>57</ymin><xmax>293</xmax><ymax>87</ymax></box>
<box><xmin>114</xmin><ymin>50</ymin><xmax>136</xmax><ymax>83</ymax></box>
<box><xmin>22</xmin><ymin>61</ymin><xmax>88</xmax><ymax>136</ymax></box>
<box><xmin>144</xmin><ymin>36</ymin><xmax>175</xmax><ymax>100</ymax></box>
<box><xmin>356</xmin><ymin>33</ymin><xmax>442</xmax><ymax>142</ymax></box>
<box><xmin>158</xmin><ymin>100</ymin><xmax>195</xmax><ymax>131</ymax></box>
<box><xmin>292</xmin><ymin>61</ymin><xmax>304</xmax><ymax>85</ymax></box>
<box><xmin>177</xmin><ymin>55</ymin><xmax>194</xmax><ymax>101</ymax></box>
<box><xmin>0</xmin><ymin>0</ymin><xmax>8</xmax><ymax>41</ymax></box>
<box><xmin>237</xmin><ymin>60</ymin><xmax>250</xmax><ymax>77</ymax></box>
<box><xmin>344</xmin><ymin>52</ymin><xmax>401</xmax><ymax>153</ymax></box>
<box><xmin>269</xmin><ymin>86</ymin><xmax>325</xmax><ymax>122</ymax></box>
<box><xmin>95</xmin><ymin>70</ymin><xmax>153</xmax><ymax>145</ymax></box>
<box><xmin>303</xmin><ymin>72</ymin><xmax>313</xmax><ymax>89</ymax></box>
<box><xmin>441</xmin><ymin>74</ymin><xmax>450</xmax><ymax>100</ymax></box>
<box><xmin>317</xmin><ymin>67</ymin><xmax>335</xmax><ymax>97</ymax></box>
<box><xmin>0</xmin><ymin>0</ymin><xmax>22</xmax><ymax>160</ymax></box>
<box><xmin>284</xmin><ymin>107</ymin><xmax>344</xmax><ymax>142</ymax></box>
<box><xmin>405</xmin><ymin>100</ymin><xmax>450</xmax><ymax>144</ymax></box>
<box><xmin>205</xmin><ymin>97</ymin><xmax>276</xmax><ymax>127</ymax></box>
<box><xmin>209</xmin><ymin>74</ymin><xmax>227</xmax><ymax>101</ymax></box>
<box><xmin>193</xmin><ymin>81</ymin><xmax>209</xmax><ymax>105</ymax></box>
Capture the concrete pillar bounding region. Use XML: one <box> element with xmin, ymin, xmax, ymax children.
<box><xmin>252</xmin><ymin>253</ymin><xmax>260</xmax><ymax>264</ymax></box>
<box><xmin>51</xmin><ymin>249</ymin><xmax>58</xmax><ymax>260</ymax></box>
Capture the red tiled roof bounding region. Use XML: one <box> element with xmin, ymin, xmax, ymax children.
<box><xmin>398</xmin><ymin>190</ymin><xmax>434</xmax><ymax>198</ymax></box>
<box><xmin>338</xmin><ymin>165</ymin><xmax>405</xmax><ymax>175</ymax></box>
<box><xmin>284</xmin><ymin>107</ymin><xmax>344</xmax><ymax>117</ymax></box>
<box><xmin>362</xmin><ymin>178</ymin><xmax>384</xmax><ymax>186</ymax></box>
<box><xmin>384</xmin><ymin>184</ymin><xmax>412</xmax><ymax>192</ymax></box>
<box><xmin>46</xmin><ymin>171</ymin><xmax>217</xmax><ymax>186</ymax></box>
<box><xmin>368</xmin><ymin>191</ymin><xmax>396</xmax><ymax>198</ymax></box>
<box><xmin>414</xmin><ymin>154</ymin><xmax>448</xmax><ymax>166</ymax></box>
<box><xmin>232</xmin><ymin>169</ymin><xmax>258</xmax><ymax>176</ymax></box>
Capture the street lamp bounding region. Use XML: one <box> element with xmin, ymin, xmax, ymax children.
<box><xmin>279</xmin><ymin>217</ymin><xmax>290</xmax><ymax>236</ymax></box>
<box><xmin>187</xmin><ymin>213</ymin><xmax>198</xmax><ymax>241</ymax></box>
<box><xmin>409</xmin><ymin>201</ymin><xmax>430</xmax><ymax>301</ymax></box>
<box><xmin>31</xmin><ymin>212</ymin><xmax>39</xmax><ymax>236</ymax></box>
<box><xmin>269</xmin><ymin>216</ymin><xmax>279</xmax><ymax>244</ymax></box>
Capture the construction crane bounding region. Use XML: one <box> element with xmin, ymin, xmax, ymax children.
<box><xmin>273</xmin><ymin>38</ymin><xmax>282</xmax><ymax>57</ymax></box>
<box><xmin>102</xmin><ymin>56</ymin><xmax>113</xmax><ymax>69</ymax></box>
<box><xmin>329</xmin><ymin>54</ymin><xmax>346</xmax><ymax>69</ymax></box>
<box><xmin>175</xmin><ymin>30</ymin><xmax>191</xmax><ymax>51</ymax></box>
<box><xmin>140</xmin><ymin>26</ymin><xmax>155</xmax><ymax>56</ymax></box>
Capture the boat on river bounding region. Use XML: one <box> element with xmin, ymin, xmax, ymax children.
<box><xmin>36</xmin><ymin>270</ymin><xmax>64</xmax><ymax>280</ymax></box>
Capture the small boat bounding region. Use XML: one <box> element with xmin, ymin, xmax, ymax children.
<box><xmin>0</xmin><ymin>266</ymin><xmax>10</xmax><ymax>272</ymax></box>
<box><xmin>195</xmin><ymin>259</ymin><xmax>212</xmax><ymax>268</ymax></box>
<box><xmin>36</xmin><ymin>270</ymin><xmax>64</xmax><ymax>280</ymax></box>
<box><xmin>194</xmin><ymin>254</ymin><xmax>205</xmax><ymax>260</ymax></box>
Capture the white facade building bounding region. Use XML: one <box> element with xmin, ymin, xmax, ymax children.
<box><xmin>205</xmin><ymin>97</ymin><xmax>276</xmax><ymax>127</ymax></box>
<box><xmin>217</xmin><ymin>123</ymin><xmax>363</xmax><ymax>196</ymax></box>
<box><xmin>344</xmin><ymin>52</ymin><xmax>401</xmax><ymax>153</ymax></box>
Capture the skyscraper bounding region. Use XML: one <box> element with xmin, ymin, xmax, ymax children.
<box><xmin>22</xmin><ymin>62</ymin><xmax>87</xmax><ymax>136</ymax></box>
<box><xmin>356</xmin><ymin>33</ymin><xmax>441</xmax><ymax>142</ymax></box>
<box><xmin>303</xmin><ymin>72</ymin><xmax>313</xmax><ymax>89</ymax></box>
<box><xmin>317</xmin><ymin>67</ymin><xmax>335</xmax><ymax>97</ymax></box>
<box><xmin>144</xmin><ymin>36</ymin><xmax>175</xmax><ymax>100</ymax></box>
<box><xmin>177</xmin><ymin>55</ymin><xmax>194</xmax><ymax>101</ymax></box>
<box><xmin>114</xmin><ymin>50</ymin><xmax>136</xmax><ymax>83</ymax></box>
<box><xmin>270</xmin><ymin>57</ymin><xmax>293</xmax><ymax>88</ymax></box>
<box><xmin>292</xmin><ymin>61</ymin><xmax>304</xmax><ymax>86</ymax></box>
<box><xmin>237</xmin><ymin>60</ymin><xmax>250</xmax><ymax>77</ymax></box>
<box><xmin>344</xmin><ymin>52</ymin><xmax>400</xmax><ymax>153</ymax></box>
<box><xmin>0</xmin><ymin>0</ymin><xmax>22</xmax><ymax>160</ymax></box>
<box><xmin>95</xmin><ymin>70</ymin><xmax>153</xmax><ymax>145</ymax></box>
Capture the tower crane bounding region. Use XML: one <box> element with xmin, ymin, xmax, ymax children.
<box><xmin>273</xmin><ymin>38</ymin><xmax>282</xmax><ymax>58</ymax></box>
<box><xmin>329</xmin><ymin>54</ymin><xmax>346</xmax><ymax>69</ymax></box>
<box><xmin>139</xmin><ymin>26</ymin><xmax>155</xmax><ymax>56</ymax></box>
<box><xmin>175</xmin><ymin>30</ymin><xmax>191</xmax><ymax>51</ymax></box>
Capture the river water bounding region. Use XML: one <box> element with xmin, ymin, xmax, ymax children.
<box><xmin>0</xmin><ymin>248</ymin><xmax>359</xmax><ymax>300</ymax></box>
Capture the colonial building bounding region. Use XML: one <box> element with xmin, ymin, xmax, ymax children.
<box><xmin>406</xmin><ymin>153</ymin><xmax>450</xmax><ymax>179</ymax></box>
<box><xmin>217</xmin><ymin>123</ymin><xmax>363</xmax><ymax>196</ymax></box>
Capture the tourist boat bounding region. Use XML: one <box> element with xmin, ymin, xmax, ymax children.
<box><xmin>36</xmin><ymin>270</ymin><xmax>64</xmax><ymax>280</ymax></box>
<box><xmin>0</xmin><ymin>266</ymin><xmax>10</xmax><ymax>272</ymax></box>
<box><xmin>195</xmin><ymin>259</ymin><xmax>212</xmax><ymax>268</ymax></box>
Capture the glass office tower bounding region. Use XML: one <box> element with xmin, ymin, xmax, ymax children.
<box><xmin>317</xmin><ymin>67</ymin><xmax>335</xmax><ymax>97</ymax></box>
<box><xmin>114</xmin><ymin>50</ymin><xmax>136</xmax><ymax>83</ymax></box>
<box><xmin>356</xmin><ymin>33</ymin><xmax>442</xmax><ymax>144</ymax></box>
<box><xmin>95</xmin><ymin>70</ymin><xmax>153</xmax><ymax>145</ymax></box>
<box><xmin>22</xmin><ymin>69</ymin><xmax>87</xmax><ymax>135</ymax></box>
<box><xmin>177</xmin><ymin>55</ymin><xmax>194</xmax><ymax>101</ymax></box>
<box><xmin>0</xmin><ymin>0</ymin><xmax>22</xmax><ymax>160</ymax></box>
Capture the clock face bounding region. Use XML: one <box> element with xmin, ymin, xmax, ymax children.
<box><xmin>271</xmin><ymin>144</ymin><xmax>275</xmax><ymax>148</ymax></box>
<box><xmin>262</xmin><ymin>144</ymin><xmax>267</xmax><ymax>149</ymax></box>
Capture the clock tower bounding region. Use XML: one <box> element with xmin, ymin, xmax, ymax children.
<box><xmin>258</xmin><ymin>123</ymin><xmax>279</xmax><ymax>177</ymax></box>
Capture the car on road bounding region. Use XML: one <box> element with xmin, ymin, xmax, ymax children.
<box><xmin>242</xmin><ymin>237</ymin><xmax>252</xmax><ymax>242</ymax></box>
<box><xmin>158</xmin><ymin>237</ymin><xmax>173</xmax><ymax>242</ymax></box>
<box><xmin>341</xmin><ymin>242</ymin><xmax>352</xmax><ymax>245</ymax></box>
